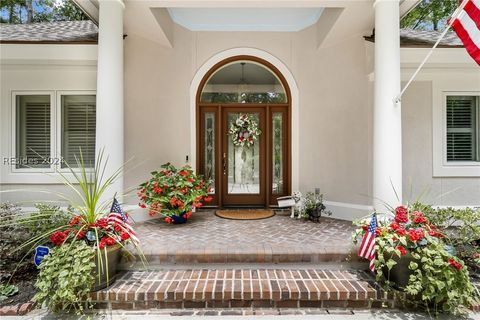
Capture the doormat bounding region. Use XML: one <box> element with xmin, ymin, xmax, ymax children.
<box><xmin>215</xmin><ymin>209</ymin><xmax>275</xmax><ymax>220</ymax></box>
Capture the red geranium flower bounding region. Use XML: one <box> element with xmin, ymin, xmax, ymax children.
<box><xmin>169</xmin><ymin>196</ymin><xmax>178</xmax><ymax>207</ymax></box>
<box><xmin>120</xmin><ymin>232</ymin><xmax>130</xmax><ymax>241</ymax></box>
<box><xmin>448</xmin><ymin>258</ymin><xmax>462</xmax><ymax>271</ymax></box>
<box><xmin>69</xmin><ymin>215</ymin><xmax>82</xmax><ymax>227</ymax></box>
<box><xmin>179</xmin><ymin>171</ymin><xmax>189</xmax><ymax>176</ymax></box>
<box><xmin>412</xmin><ymin>211</ymin><xmax>428</xmax><ymax>224</ymax></box>
<box><xmin>50</xmin><ymin>230</ymin><xmax>69</xmax><ymax>246</ymax></box>
<box><xmin>139</xmin><ymin>203</ymin><xmax>146</xmax><ymax>208</ymax></box>
<box><xmin>394</xmin><ymin>206</ymin><xmax>409</xmax><ymax>223</ymax></box>
<box><xmin>204</xmin><ymin>196</ymin><xmax>213</xmax><ymax>203</ymax></box>
<box><xmin>396</xmin><ymin>245</ymin><xmax>407</xmax><ymax>256</ymax></box>
<box><xmin>390</xmin><ymin>221</ymin><xmax>400</xmax><ymax>231</ymax></box>
<box><xmin>408</xmin><ymin>228</ymin><xmax>425</xmax><ymax>242</ymax></box>
<box><xmin>75</xmin><ymin>230</ymin><xmax>86</xmax><ymax>239</ymax></box>
<box><xmin>375</xmin><ymin>228</ymin><xmax>383</xmax><ymax>236</ymax></box>
<box><xmin>164</xmin><ymin>217</ymin><xmax>173</xmax><ymax>224</ymax></box>
<box><xmin>153</xmin><ymin>186</ymin><xmax>163</xmax><ymax>194</ymax></box>
<box><xmin>95</xmin><ymin>218</ymin><xmax>109</xmax><ymax>229</ymax></box>
<box><xmin>187</xmin><ymin>178</ymin><xmax>195</xmax><ymax>183</ymax></box>
<box><xmin>396</xmin><ymin>228</ymin><xmax>407</xmax><ymax>236</ymax></box>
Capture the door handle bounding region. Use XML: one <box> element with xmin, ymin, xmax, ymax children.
<box><xmin>223</xmin><ymin>153</ymin><xmax>227</xmax><ymax>175</ymax></box>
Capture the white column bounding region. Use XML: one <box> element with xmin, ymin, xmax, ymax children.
<box><xmin>95</xmin><ymin>0</ymin><xmax>125</xmax><ymax>203</ymax></box>
<box><xmin>373</xmin><ymin>0</ymin><xmax>402</xmax><ymax>211</ymax></box>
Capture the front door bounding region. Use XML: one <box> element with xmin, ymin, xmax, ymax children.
<box><xmin>196</xmin><ymin>56</ymin><xmax>291</xmax><ymax>208</ymax></box>
<box><xmin>222</xmin><ymin>107</ymin><xmax>266</xmax><ymax>206</ymax></box>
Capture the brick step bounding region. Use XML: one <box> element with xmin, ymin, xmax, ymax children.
<box><xmin>91</xmin><ymin>269</ymin><xmax>382</xmax><ymax>310</ymax></box>
<box><xmin>120</xmin><ymin>246</ymin><xmax>361</xmax><ymax>267</ymax></box>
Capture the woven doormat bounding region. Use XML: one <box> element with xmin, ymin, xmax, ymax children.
<box><xmin>215</xmin><ymin>209</ymin><xmax>275</xmax><ymax>220</ymax></box>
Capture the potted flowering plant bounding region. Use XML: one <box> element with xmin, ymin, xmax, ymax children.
<box><xmin>353</xmin><ymin>205</ymin><xmax>474</xmax><ymax>314</ymax></box>
<box><xmin>4</xmin><ymin>150</ymin><xmax>144</xmax><ymax>314</ymax></box>
<box><xmin>138</xmin><ymin>163</ymin><xmax>212</xmax><ymax>224</ymax></box>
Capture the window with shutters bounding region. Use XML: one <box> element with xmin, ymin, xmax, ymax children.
<box><xmin>15</xmin><ymin>95</ymin><xmax>52</xmax><ymax>169</ymax></box>
<box><xmin>13</xmin><ymin>92</ymin><xmax>96</xmax><ymax>173</ymax></box>
<box><xmin>446</xmin><ymin>96</ymin><xmax>479</xmax><ymax>162</ymax></box>
<box><xmin>61</xmin><ymin>95</ymin><xmax>96</xmax><ymax>168</ymax></box>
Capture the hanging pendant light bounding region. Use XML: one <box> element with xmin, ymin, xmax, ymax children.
<box><xmin>238</xmin><ymin>62</ymin><xmax>248</xmax><ymax>103</ymax></box>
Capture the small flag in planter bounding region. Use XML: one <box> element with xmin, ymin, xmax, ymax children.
<box><xmin>358</xmin><ymin>213</ymin><xmax>377</xmax><ymax>272</ymax></box>
<box><xmin>108</xmin><ymin>197</ymin><xmax>140</xmax><ymax>244</ymax></box>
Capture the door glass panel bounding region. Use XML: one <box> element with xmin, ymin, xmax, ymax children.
<box><xmin>272</xmin><ymin>112</ymin><xmax>283</xmax><ymax>194</ymax></box>
<box><xmin>227</xmin><ymin>112</ymin><xmax>260</xmax><ymax>194</ymax></box>
<box><xmin>200</xmin><ymin>61</ymin><xmax>287</xmax><ymax>104</ymax></box>
<box><xmin>204</xmin><ymin>112</ymin><xmax>215</xmax><ymax>193</ymax></box>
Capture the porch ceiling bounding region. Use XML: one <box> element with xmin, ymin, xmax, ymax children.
<box><xmin>74</xmin><ymin>0</ymin><xmax>421</xmax><ymax>48</ymax></box>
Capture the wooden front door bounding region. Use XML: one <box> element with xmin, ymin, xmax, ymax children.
<box><xmin>196</xmin><ymin>55</ymin><xmax>291</xmax><ymax>208</ymax></box>
<box><xmin>198</xmin><ymin>104</ymin><xmax>290</xmax><ymax>207</ymax></box>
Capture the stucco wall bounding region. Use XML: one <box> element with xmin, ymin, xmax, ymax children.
<box><xmin>123</xmin><ymin>24</ymin><xmax>373</xmax><ymax>207</ymax></box>
<box><xmin>0</xmin><ymin>49</ymin><xmax>97</xmax><ymax>204</ymax></box>
<box><xmin>402</xmin><ymin>81</ymin><xmax>480</xmax><ymax>206</ymax></box>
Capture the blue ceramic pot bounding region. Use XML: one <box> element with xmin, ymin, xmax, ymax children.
<box><xmin>170</xmin><ymin>215</ymin><xmax>188</xmax><ymax>224</ymax></box>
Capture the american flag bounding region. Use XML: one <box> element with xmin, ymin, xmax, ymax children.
<box><xmin>451</xmin><ymin>0</ymin><xmax>480</xmax><ymax>65</ymax></box>
<box><xmin>108</xmin><ymin>197</ymin><xmax>140</xmax><ymax>244</ymax></box>
<box><xmin>358</xmin><ymin>213</ymin><xmax>377</xmax><ymax>272</ymax></box>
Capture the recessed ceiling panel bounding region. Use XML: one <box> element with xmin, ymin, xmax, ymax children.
<box><xmin>167</xmin><ymin>8</ymin><xmax>323</xmax><ymax>32</ymax></box>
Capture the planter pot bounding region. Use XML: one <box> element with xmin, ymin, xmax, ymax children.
<box><xmin>170</xmin><ymin>215</ymin><xmax>188</xmax><ymax>224</ymax></box>
<box><xmin>382</xmin><ymin>253</ymin><xmax>417</xmax><ymax>290</ymax></box>
<box><xmin>91</xmin><ymin>244</ymin><xmax>121</xmax><ymax>292</ymax></box>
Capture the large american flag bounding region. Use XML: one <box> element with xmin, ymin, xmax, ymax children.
<box><xmin>451</xmin><ymin>0</ymin><xmax>480</xmax><ymax>65</ymax></box>
<box><xmin>358</xmin><ymin>213</ymin><xmax>377</xmax><ymax>272</ymax></box>
<box><xmin>108</xmin><ymin>197</ymin><xmax>140</xmax><ymax>244</ymax></box>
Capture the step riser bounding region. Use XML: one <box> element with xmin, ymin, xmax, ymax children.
<box><xmin>92</xmin><ymin>269</ymin><xmax>384</xmax><ymax>311</ymax></box>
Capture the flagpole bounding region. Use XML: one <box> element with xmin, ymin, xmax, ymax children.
<box><xmin>394</xmin><ymin>0</ymin><xmax>469</xmax><ymax>103</ymax></box>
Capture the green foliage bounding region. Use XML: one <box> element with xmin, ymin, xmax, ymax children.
<box><xmin>34</xmin><ymin>241</ymin><xmax>95</xmax><ymax>314</ymax></box>
<box><xmin>0</xmin><ymin>283</ymin><xmax>19</xmax><ymax>301</ymax></box>
<box><xmin>410</xmin><ymin>202</ymin><xmax>480</xmax><ymax>246</ymax></box>
<box><xmin>401</xmin><ymin>0</ymin><xmax>458</xmax><ymax>31</ymax></box>
<box><xmin>139</xmin><ymin>163</ymin><xmax>210</xmax><ymax>219</ymax></box>
<box><xmin>353</xmin><ymin>205</ymin><xmax>475</xmax><ymax>315</ymax></box>
<box><xmin>300</xmin><ymin>192</ymin><xmax>331</xmax><ymax>220</ymax></box>
<box><xmin>0</xmin><ymin>203</ymin><xmax>69</xmax><ymax>280</ymax></box>
<box><xmin>0</xmin><ymin>0</ymin><xmax>88</xmax><ymax>24</ymax></box>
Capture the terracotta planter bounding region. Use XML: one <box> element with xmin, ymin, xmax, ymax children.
<box><xmin>91</xmin><ymin>244</ymin><xmax>121</xmax><ymax>291</ymax></box>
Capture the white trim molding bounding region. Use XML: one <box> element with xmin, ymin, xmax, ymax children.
<box><xmin>432</xmin><ymin>79</ymin><xmax>480</xmax><ymax>177</ymax></box>
<box><xmin>189</xmin><ymin>47</ymin><xmax>300</xmax><ymax>191</ymax></box>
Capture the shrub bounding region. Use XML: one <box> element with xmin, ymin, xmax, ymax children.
<box><xmin>0</xmin><ymin>203</ymin><xmax>70</xmax><ymax>281</ymax></box>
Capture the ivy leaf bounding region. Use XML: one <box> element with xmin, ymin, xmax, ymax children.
<box><xmin>386</xmin><ymin>259</ymin><xmax>397</xmax><ymax>270</ymax></box>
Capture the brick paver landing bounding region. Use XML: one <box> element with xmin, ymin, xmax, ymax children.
<box><xmin>128</xmin><ymin>212</ymin><xmax>358</xmax><ymax>264</ymax></box>
<box><xmin>92</xmin><ymin>269</ymin><xmax>380</xmax><ymax>310</ymax></box>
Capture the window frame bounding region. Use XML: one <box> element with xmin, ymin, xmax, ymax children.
<box><xmin>9</xmin><ymin>90</ymin><xmax>96</xmax><ymax>180</ymax></box>
<box><xmin>433</xmin><ymin>88</ymin><xmax>480</xmax><ymax>177</ymax></box>
<box><xmin>55</xmin><ymin>90</ymin><xmax>96</xmax><ymax>173</ymax></box>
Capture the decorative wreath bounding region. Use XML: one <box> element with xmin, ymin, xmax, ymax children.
<box><xmin>229</xmin><ymin>113</ymin><xmax>262</xmax><ymax>147</ymax></box>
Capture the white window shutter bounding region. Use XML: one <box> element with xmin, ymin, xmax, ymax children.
<box><xmin>15</xmin><ymin>95</ymin><xmax>51</xmax><ymax>169</ymax></box>
<box><xmin>446</xmin><ymin>96</ymin><xmax>478</xmax><ymax>161</ymax></box>
<box><xmin>61</xmin><ymin>95</ymin><xmax>96</xmax><ymax>168</ymax></box>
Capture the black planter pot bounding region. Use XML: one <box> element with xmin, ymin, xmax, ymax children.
<box><xmin>171</xmin><ymin>215</ymin><xmax>188</xmax><ymax>224</ymax></box>
<box><xmin>382</xmin><ymin>253</ymin><xmax>417</xmax><ymax>289</ymax></box>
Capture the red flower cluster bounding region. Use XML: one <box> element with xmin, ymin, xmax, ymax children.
<box><xmin>99</xmin><ymin>236</ymin><xmax>117</xmax><ymax>249</ymax></box>
<box><xmin>408</xmin><ymin>228</ymin><xmax>425</xmax><ymax>242</ymax></box>
<box><xmin>95</xmin><ymin>217</ymin><xmax>109</xmax><ymax>229</ymax></box>
<box><xmin>448</xmin><ymin>258</ymin><xmax>462</xmax><ymax>271</ymax></box>
<box><xmin>394</xmin><ymin>206</ymin><xmax>409</xmax><ymax>223</ymax></box>
<box><xmin>50</xmin><ymin>230</ymin><xmax>70</xmax><ymax>246</ymax></box>
<box><xmin>412</xmin><ymin>211</ymin><xmax>428</xmax><ymax>225</ymax></box>
<box><xmin>69</xmin><ymin>215</ymin><xmax>82</xmax><ymax>227</ymax></box>
<box><xmin>396</xmin><ymin>245</ymin><xmax>407</xmax><ymax>256</ymax></box>
<box><xmin>75</xmin><ymin>230</ymin><xmax>86</xmax><ymax>239</ymax></box>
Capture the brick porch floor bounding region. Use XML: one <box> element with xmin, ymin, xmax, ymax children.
<box><xmin>126</xmin><ymin>211</ymin><xmax>359</xmax><ymax>265</ymax></box>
